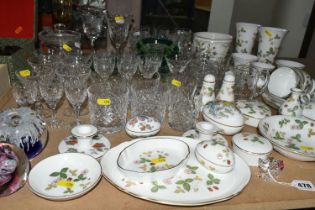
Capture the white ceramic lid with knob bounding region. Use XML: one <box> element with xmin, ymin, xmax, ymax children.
<box><xmin>125</xmin><ymin>116</ymin><xmax>161</xmax><ymax>138</ymax></box>
<box><xmin>202</xmin><ymin>101</ymin><xmax>244</xmax><ymax>127</ymax></box>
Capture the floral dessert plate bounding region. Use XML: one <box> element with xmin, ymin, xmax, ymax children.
<box><xmin>182</xmin><ymin>130</ymin><xmax>229</xmax><ymax>146</ymax></box>
<box><xmin>28</xmin><ymin>153</ymin><xmax>101</xmax><ymax>200</ymax></box>
<box><xmin>0</xmin><ymin>142</ymin><xmax>29</xmax><ymax>197</ymax></box>
<box><xmin>101</xmin><ymin>136</ymin><xmax>250</xmax><ymax>206</ymax></box>
<box><xmin>258</xmin><ymin>115</ymin><xmax>315</xmax><ymax>161</ymax></box>
<box><xmin>58</xmin><ymin>134</ymin><xmax>111</xmax><ymax>159</ymax></box>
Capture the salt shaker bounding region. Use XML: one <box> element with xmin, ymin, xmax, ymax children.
<box><xmin>216</xmin><ymin>71</ymin><xmax>235</xmax><ymax>102</ymax></box>
<box><xmin>200</xmin><ymin>74</ymin><xmax>216</xmax><ymax>107</ymax></box>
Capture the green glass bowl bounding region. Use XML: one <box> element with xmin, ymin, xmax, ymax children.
<box><xmin>136</xmin><ymin>37</ymin><xmax>179</xmax><ymax>58</ymax></box>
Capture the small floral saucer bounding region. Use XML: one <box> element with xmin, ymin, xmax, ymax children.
<box><xmin>58</xmin><ymin>134</ymin><xmax>111</xmax><ymax>159</ymax></box>
<box><xmin>182</xmin><ymin>129</ymin><xmax>229</xmax><ymax>147</ymax></box>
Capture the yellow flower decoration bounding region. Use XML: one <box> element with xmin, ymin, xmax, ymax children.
<box><xmin>265</xmin><ymin>30</ymin><xmax>273</xmax><ymax>37</ymax></box>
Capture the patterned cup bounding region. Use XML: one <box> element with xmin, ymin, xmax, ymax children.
<box><xmin>257</xmin><ymin>27</ymin><xmax>288</xmax><ymax>64</ymax></box>
<box><xmin>235</xmin><ymin>22</ymin><xmax>260</xmax><ymax>54</ymax></box>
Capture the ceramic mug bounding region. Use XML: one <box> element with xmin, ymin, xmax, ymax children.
<box><xmin>235</xmin><ymin>22</ymin><xmax>260</xmax><ymax>54</ymax></box>
<box><xmin>257</xmin><ymin>27</ymin><xmax>288</xmax><ymax>64</ymax></box>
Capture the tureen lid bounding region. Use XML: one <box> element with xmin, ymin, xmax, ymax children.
<box><xmin>202</xmin><ymin>101</ymin><xmax>244</xmax><ymax>127</ymax></box>
<box><xmin>232</xmin><ymin>132</ymin><xmax>273</xmax><ymax>155</ymax></box>
<box><xmin>196</xmin><ymin>140</ymin><xmax>234</xmax><ymax>167</ymax></box>
<box><xmin>235</xmin><ymin>100</ymin><xmax>271</xmax><ymax>119</ymax></box>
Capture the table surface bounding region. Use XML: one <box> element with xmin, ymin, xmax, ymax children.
<box><xmin>1</xmin><ymin>90</ymin><xmax>315</xmax><ymax>210</ymax></box>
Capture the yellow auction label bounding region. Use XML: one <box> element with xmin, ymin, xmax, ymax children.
<box><xmin>300</xmin><ymin>145</ymin><xmax>314</xmax><ymax>151</ymax></box>
<box><xmin>223</xmin><ymin>101</ymin><xmax>234</xmax><ymax>105</ymax></box>
<box><xmin>63</xmin><ymin>43</ymin><xmax>72</xmax><ymax>52</ymax></box>
<box><xmin>171</xmin><ymin>79</ymin><xmax>182</xmax><ymax>87</ymax></box>
<box><xmin>151</xmin><ymin>157</ymin><xmax>166</xmax><ymax>164</ymax></box>
<box><xmin>97</xmin><ymin>98</ymin><xmax>111</xmax><ymax>106</ymax></box>
<box><xmin>265</xmin><ymin>30</ymin><xmax>273</xmax><ymax>37</ymax></box>
<box><xmin>19</xmin><ymin>69</ymin><xmax>31</xmax><ymax>77</ymax></box>
<box><xmin>115</xmin><ymin>16</ymin><xmax>124</xmax><ymax>24</ymax></box>
<box><xmin>57</xmin><ymin>179</ymin><xmax>74</xmax><ymax>188</ymax></box>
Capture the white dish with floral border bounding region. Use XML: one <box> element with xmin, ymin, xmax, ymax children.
<box><xmin>258</xmin><ymin>115</ymin><xmax>315</xmax><ymax>161</ymax></box>
<box><xmin>28</xmin><ymin>153</ymin><xmax>102</xmax><ymax>200</ymax></box>
<box><xmin>100</xmin><ymin>136</ymin><xmax>251</xmax><ymax>206</ymax></box>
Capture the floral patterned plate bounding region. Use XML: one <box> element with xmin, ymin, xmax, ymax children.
<box><xmin>258</xmin><ymin>115</ymin><xmax>315</xmax><ymax>161</ymax></box>
<box><xmin>28</xmin><ymin>153</ymin><xmax>101</xmax><ymax>200</ymax></box>
<box><xmin>182</xmin><ymin>129</ymin><xmax>229</xmax><ymax>147</ymax></box>
<box><xmin>58</xmin><ymin>134</ymin><xmax>111</xmax><ymax>159</ymax></box>
<box><xmin>101</xmin><ymin>136</ymin><xmax>250</xmax><ymax>206</ymax></box>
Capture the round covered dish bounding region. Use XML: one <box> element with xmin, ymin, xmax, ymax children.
<box><xmin>235</xmin><ymin>100</ymin><xmax>271</xmax><ymax>127</ymax></box>
<box><xmin>125</xmin><ymin>116</ymin><xmax>161</xmax><ymax>138</ymax></box>
<box><xmin>195</xmin><ymin>140</ymin><xmax>235</xmax><ymax>174</ymax></box>
<box><xmin>232</xmin><ymin>132</ymin><xmax>273</xmax><ymax>166</ymax></box>
<box><xmin>202</xmin><ymin>101</ymin><xmax>244</xmax><ymax>135</ymax></box>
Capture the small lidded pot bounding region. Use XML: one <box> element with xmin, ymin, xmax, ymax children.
<box><xmin>195</xmin><ymin>121</ymin><xmax>221</xmax><ymax>141</ymax></box>
<box><xmin>125</xmin><ymin>116</ymin><xmax>161</xmax><ymax>138</ymax></box>
<box><xmin>195</xmin><ymin>140</ymin><xmax>235</xmax><ymax>174</ymax></box>
<box><xmin>71</xmin><ymin>124</ymin><xmax>98</xmax><ymax>149</ymax></box>
<box><xmin>232</xmin><ymin>132</ymin><xmax>273</xmax><ymax>166</ymax></box>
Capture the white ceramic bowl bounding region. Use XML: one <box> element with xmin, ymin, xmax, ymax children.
<box><xmin>202</xmin><ymin>101</ymin><xmax>244</xmax><ymax>135</ymax></box>
<box><xmin>232</xmin><ymin>132</ymin><xmax>273</xmax><ymax>166</ymax></box>
<box><xmin>193</xmin><ymin>32</ymin><xmax>232</xmax><ymax>59</ymax></box>
<box><xmin>195</xmin><ymin>140</ymin><xmax>234</xmax><ymax>174</ymax></box>
<box><xmin>268</xmin><ymin>67</ymin><xmax>298</xmax><ymax>98</ymax></box>
<box><xmin>117</xmin><ymin>138</ymin><xmax>190</xmax><ymax>182</ymax></box>
<box><xmin>28</xmin><ymin>153</ymin><xmax>102</xmax><ymax>200</ymax></box>
<box><xmin>125</xmin><ymin>116</ymin><xmax>161</xmax><ymax>138</ymax></box>
<box><xmin>258</xmin><ymin>115</ymin><xmax>315</xmax><ymax>161</ymax></box>
<box><xmin>235</xmin><ymin>100</ymin><xmax>271</xmax><ymax>128</ymax></box>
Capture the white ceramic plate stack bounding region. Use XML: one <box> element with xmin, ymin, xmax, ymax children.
<box><xmin>28</xmin><ymin>153</ymin><xmax>102</xmax><ymax>200</ymax></box>
<box><xmin>259</xmin><ymin>115</ymin><xmax>315</xmax><ymax>161</ymax></box>
<box><xmin>101</xmin><ymin>136</ymin><xmax>251</xmax><ymax>206</ymax></box>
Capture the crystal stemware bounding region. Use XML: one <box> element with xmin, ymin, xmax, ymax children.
<box><xmin>105</xmin><ymin>11</ymin><xmax>132</xmax><ymax>57</ymax></box>
<box><xmin>93</xmin><ymin>51</ymin><xmax>116</xmax><ymax>80</ymax></box>
<box><xmin>117</xmin><ymin>52</ymin><xmax>140</xmax><ymax>82</ymax></box>
<box><xmin>57</xmin><ymin>65</ymin><xmax>91</xmax><ymax>126</ymax></box>
<box><xmin>80</xmin><ymin>6</ymin><xmax>105</xmax><ymax>52</ymax></box>
<box><xmin>39</xmin><ymin>71</ymin><xmax>64</xmax><ymax>127</ymax></box>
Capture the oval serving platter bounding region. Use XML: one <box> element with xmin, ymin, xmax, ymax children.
<box><xmin>101</xmin><ymin>136</ymin><xmax>251</xmax><ymax>206</ymax></box>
